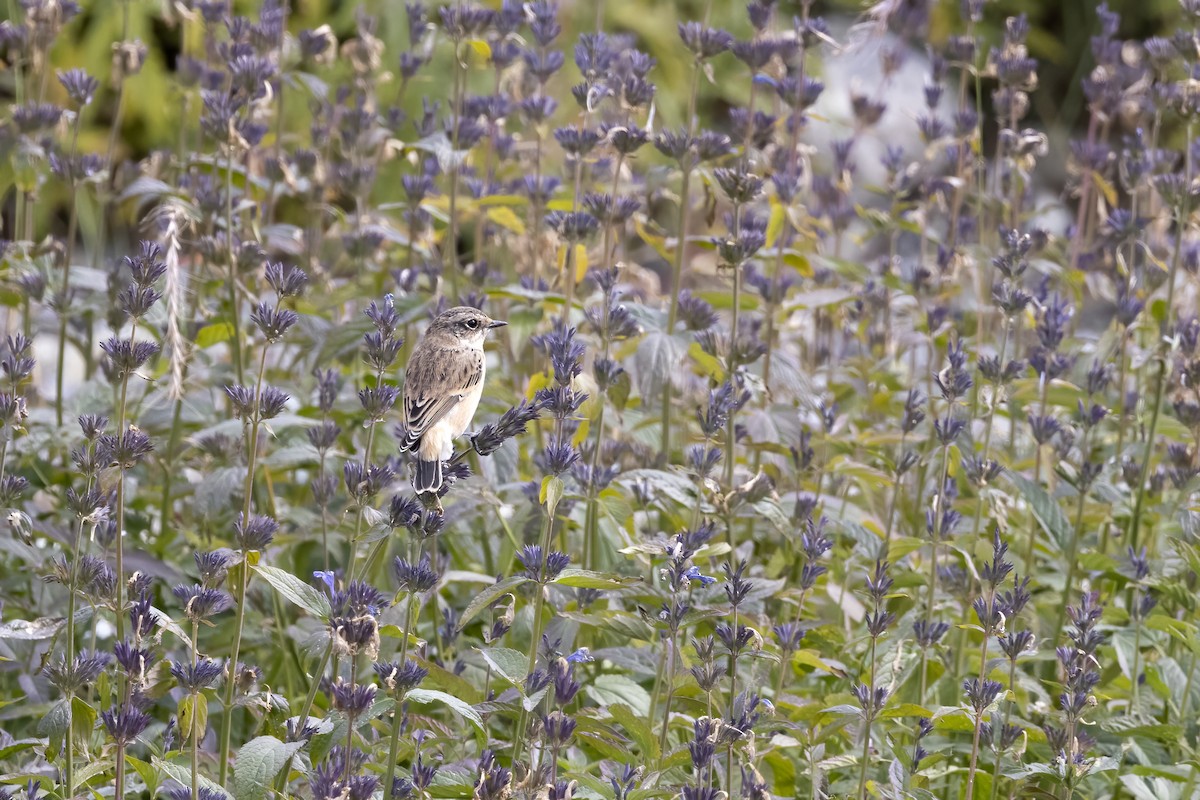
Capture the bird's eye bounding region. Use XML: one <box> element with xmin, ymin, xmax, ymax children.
<box><xmin>465</xmin><ymin>318</ymin><xmax>479</xmax><ymax>330</ymax></box>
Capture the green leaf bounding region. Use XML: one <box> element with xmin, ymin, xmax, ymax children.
<box><xmin>608</xmin><ymin>703</ymin><xmax>659</xmax><ymax>762</ymax></box>
<box><xmin>0</xmin><ymin>616</ymin><xmax>66</xmax><ymax>640</ymax></box>
<box><xmin>126</xmin><ymin>756</ymin><xmax>159</xmax><ymax>796</ymax></box>
<box><xmin>38</xmin><ymin>699</ymin><xmax>69</xmax><ymax>760</ymax></box>
<box><xmin>70</xmin><ymin>695</ymin><xmax>97</xmax><ymax>746</ymax></box>
<box><xmin>1008</xmin><ymin>473</ymin><xmax>1069</xmax><ymax>553</ymax></box>
<box><xmin>633</xmin><ymin>330</ymin><xmax>683</xmax><ymax>400</ymax></box>
<box><xmin>178</xmin><ymin>694</ymin><xmax>209</xmax><ymax>742</ymax></box>
<box><xmin>687</xmin><ymin>341</ymin><xmax>725</xmax><ymax>381</ymax></box>
<box><xmin>465</xmin><ymin>38</ymin><xmax>492</xmax><ymax>60</ymax></box>
<box><xmin>540</xmin><ymin>476</ymin><xmax>564</xmax><ymax>514</ymax></box>
<box><xmin>1144</xmin><ymin>614</ymin><xmax>1200</xmax><ymax>656</ymax></box>
<box><xmin>552</xmin><ymin>569</ymin><xmax>640</xmax><ymax>590</ymax></box>
<box><xmin>404</xmin><ymin>689</ymin><xmax>484</xmax><ymax>731</ymax></box>
<box><xmin>456</xmin><ymin>575</ymin><xmax>529</xmax><ymax>632</ymax></box>
<box><xmin>586</xmin><ymin>675</ymin><xmax>652</xmax><ymax>716</ymax></box>
<box><xmin>233</xmin><ymin>736</ymin><xmax>303</xmax><ymax>800</ymax></box>
<box><xmin>253</xmin><ymin>565</ymin><xmax>332</xmax><ymax>620</ymax></box>
<box><xmin>195</xmin><ymin>321</ymin><xmax>235</xmax><ymax>348</ymax></box>
<box><xmin>154</xmin><ymin>757</ymin><xmax>230</xmax><ymax>799</ymax></box>
<box><xmin>880</xmin><ymin>703</ymin><xmax>933</xmax><ymax>719</ymax></box>
<box><xmin>477</xmin><ymin>647</ymin><xmax>528</xmax><ymax>687</ymax></box>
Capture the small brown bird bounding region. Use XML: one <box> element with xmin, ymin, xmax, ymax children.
<box><xmin>397</xmin><ymin>306</ymin><xmax>507</xmax><ymax>493</ymax></box>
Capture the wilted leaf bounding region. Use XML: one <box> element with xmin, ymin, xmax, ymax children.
<box><xmin>456</xmin><ymin>576</ymin><xmax>529</xmax><ymax>632</ymax></box>
<box><xmin>0</xmin><ymin>617</ymin><xmax>65</xmax><ymax>640</ymax></box>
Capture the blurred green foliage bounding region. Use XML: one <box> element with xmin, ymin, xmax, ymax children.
<box><xmin>7</xmin><ymin>0</ymin><xmax>1185</xmax><ymax>169</ymax></box>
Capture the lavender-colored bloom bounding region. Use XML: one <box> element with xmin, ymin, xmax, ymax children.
<box><xmin>913</xmin><ymin>620</ymin><xmax>950</xmax><ymax>648</ymax></box>
<box><xmin>697</xmin><ymin>382</ymin><xmax>748</xmax><ymax>438</ymax></box>
<box><xmin>359</xmin><ymin>385</ymin><xmax>400</xmax><ymax>421</ymax></box>
<box><xmin>772</xmin><ymin>622</ymin><xmax>806</xmax><ymax>652</ymax></box>
<box><xmin>43</xmin><ymin>650</ymin><xmax>110</xmax><ymax>693</ymax></box>
<box><xmin>999</xmin><ymin>630</ymin><xmax>1036</xmax><ymax>661</ymax></box>
<box><xmin>678</xmin><ymin>22</ymin><xmax>732</xmax><ymax>59</ymax></box>
<box><xmin>101</xmin><ymin>704</ymin><xmax>152</xmax><ymax>744</ymax></box>
<box><xmin>518</xmin><ymin>545</ymin><xmax>570</xmax><ymax>581</ymax></box>
<box><xmin>100</xmin><ymin>338</ymin><xmax>159</xmax><ymax>377</ymax></box>
<box><xmin>677</xmin><ymin>291</ymin><xmax>718</xmax><ymax>331</ymax></box>
<box><xmin>58</xmin><ymin>67</ymin><xmax>98</xmax><ymax>106</ymax></box>
<box><xmin>374</xmin><ymin>659</ymin><xmax>428</xmax><ymax>695</ymax></box>
<box><xmin>343</xmin><ymin>460</ymin><xmax>395</xmax><ymax>503</ymax></box>
<box><xmin>394</xmin><ymin>554</ymin><xmax>440</xmax><ymax>594</ymax></box>
<box><xmin>654</xmin><ymin>128</ymin><xmax>692</xmax><ymax>161</ymax></box>
<box><xmin>696</xmin><ymin>130</ymin><xmax>729</xmax><ymax>161</ymax></box>
<box><xmin>330</xmin><ymin>680</ymin><xmax>377</xmax><ymax>716</ymax></box>
<box><xmin>171</xmin><ymin>658</ymin><xmax>224</xmax><ymax>692</ymax></box>
<box><xmin>113</xmin><ymin>640</ymin><xmax>156</xmax><ymax>682</ymax></box>
<box><xmin>250</xmin><ymin>302</ymin><xmax>299</xmax><ymax>342</ymax></box>
<box><xmin>97</xmin><ymin>428</ymin><xmax>154</xmax><ymax>468</ymax></box>
<box><xmin>541</xmin><ymin>440</ymin><xmax>580</xmax><ymax>475</ymax></box>
<box><xmin>234</xmin><ymin>513</ymin><xmax>279</xmax><ymax>551</ymax></box>
<box><xmin>545</xmin><ymin>211</ymin><xmax>600</xmax><ymax>241</ymax></box>
<box><xmin>12</xmin><ymin>102</ymin><xmax>62</xmax><ymax>133</ymax></box>
<box><xmin>474</xmin><ymin>750</ymin><xmax>512</xmax><ymax>800</ymax></box>
<box><xmin>173</xmin><ymin>584</ymin><xmax>234</xmax><ymax>621</ymax></box>
<box><xmin>964</xmin><ymin>677</ymin><xmax>1004</xmax><ymax>714</ymax></box>
<box><xmin>713</xmin><ymin>168</ymin><xmax>763</xmax><ymax>204</ymax></box>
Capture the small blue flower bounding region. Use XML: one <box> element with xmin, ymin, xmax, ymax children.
<box><xmin>566</xmin><ymin>647</ymin><xmax>594</xmax><ymax>664</ymax></box>
<box><xmin>683</xmin><ymin>566</ymin><xmax>717</xmax><ymax>587</ymax></box>
<box><xmin>314</xmin><ymin>571</ymin><xmax>336</xmax><ymax>593</ymax></box>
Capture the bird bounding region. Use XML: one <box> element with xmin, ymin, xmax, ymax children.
<box><xmin>397</xmin><ymin>306</ymin><xmax>507</xmax><ymax>494</ymax></box>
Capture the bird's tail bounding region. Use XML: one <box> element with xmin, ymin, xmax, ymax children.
<box><xmin>414</xmin><ymin>458</ymin><xmax>443</xmax><ymax>494</ymax></box>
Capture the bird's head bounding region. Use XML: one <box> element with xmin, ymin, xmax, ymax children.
<box><xmin>430</xmin><ymin>306</ymin><xmax>507</xmax><ymax>345</ymax></box>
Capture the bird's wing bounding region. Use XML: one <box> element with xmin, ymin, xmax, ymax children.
<box><xmin>397</xmin><ymin>347</ymin><xmax>483</xmax><ymax>451</ymax></box>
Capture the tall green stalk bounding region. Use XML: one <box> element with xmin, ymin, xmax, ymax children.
<box><xmin>659</xmin><ymin>0</ymin><xmax>712</xmax><ymax>458</ymax></box>
<box><xmin>218</xmin><ymin>346</ymin><xmax>270</xmax><ymax>786</ymax></box>
<box><xmin>55</xmin><ymin>109</ymin><xmax>84</xmax><ymax>428</ymax></box>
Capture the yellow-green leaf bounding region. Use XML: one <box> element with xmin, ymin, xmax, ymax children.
<box><xmin>466</xmin><ymin>39</ymin><xmax>491</xmax><ymax>60</ymax></box>
<box><xmin>765</xmin><ymin>198</ymin><xmax>786</xmax><ymax>248</ymax></box>
<box><xmin>486</xmin><ymin>206</ymin><xmax>526</xmax><ymax>235</ymax></box>
<box><xmin>195</xmin><ymin>321</ymin><xmax>235</xmax><ymax>349</ymax></box>
<box><xmin>178</xmin><ymin>693</ymin><xmax>208</xmax><ymax>743</ymax></box>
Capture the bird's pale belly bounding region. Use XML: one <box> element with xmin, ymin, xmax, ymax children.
<box><xmin>418</xmin><ymin>380</ymin><xmax>484</xmax><ymax>461</ymax></box>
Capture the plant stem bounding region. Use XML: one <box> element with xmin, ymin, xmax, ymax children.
<box><xmin>295</xmin><ymin>640</ymin><xmax>333</xmax><ymax>734</ymax></box>
<box><xmin>384</xmin><ymin>692</ymin><xmax>406</xmax><ymax>800</ymax></box>
<box><xmin>218</xmin><ymin>346</ymin><xmax>270</xmax><ymax>786</ymax></box>
<box><xmin>659</xmin><ymin>0</ymin><xmax>710</xmax><ymax>458</ymax></box>
<box><xmin>1128</xmin><ymin>119</ymin><xmax>1192</xmax><ymax>554</ymax></box>
<box><xmin>514</xmin><ymin>505</ymin><xmax>555</xmax><ymax>766</ymax></box>
<box><xmin>1052</xmin><ymin>483</ymin><xmax>1089</xmax><ymax>648</ymax></box>
<box><xmin>445</xmin><ymin>39</ymin><xmax>465</xmax><ymax>300</ymax></box>
<box><xmin>191</xmin><ymin>690</ymin><xmax>201</xmax><ymax>800</ymax></box>
<box><xmin>919</xmin><ymin>444</ymin><xmax>951</xmax><ymax>703</ymax></box>
<box><xmin>965</xmin><ymin>626</ymin><xmax>990</xmax><ymax>800</ymax></box>
<box><xmin>55</xmin><ymin>114</ymin><xmax>83</xmax><ymax>428</ymax></box>
<box><xmin>856</xmin><ymin>711</ymin><xmax>872</xmax><ymax>800</ymax></box>
<box><xmin>989</xmin><ymin>658</ymin><xmax>1019</xmax><ymax>800</ymax></box>
<box><xmin>225</xmin><ymin>146</ymin><xmax>244</xmax><ymax>385</ymax></box>
<box><xmin>345</xmin><ymin>361</ymin><xmax>385</xmax><ymax>579</ymax></box>
<box><xmin>657</xmin><ymin>630</ymin><xmax>678</xmax><ymax>760</ymax></box>
<box><xmin>115</xmin><ymin>742</ymin><xmax>126</xmax><ymax>800</ymax></box>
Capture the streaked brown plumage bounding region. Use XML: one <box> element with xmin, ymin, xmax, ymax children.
<box><xmin>397</xmin><ymin>306</ymin><xmax>506</xmax><ymax>493</ymax></box>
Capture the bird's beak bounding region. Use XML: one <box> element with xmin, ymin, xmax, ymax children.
<box><xmin>487</xmin><ymin>319</ymin><xmax>508</xmax><ymax>329</ymax></box>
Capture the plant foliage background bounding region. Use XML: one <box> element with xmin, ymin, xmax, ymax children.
<box><xmin>1</xmin><ymin>0</ymin><xmax>1200</xmax><ymax>799</ymax></box>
